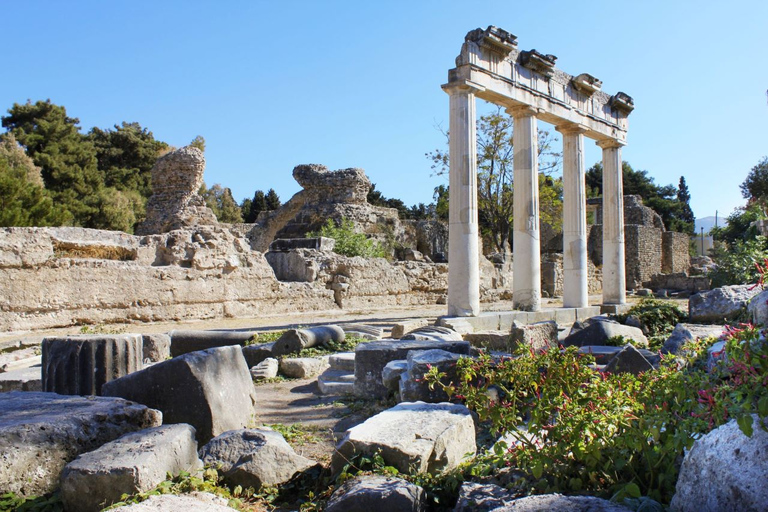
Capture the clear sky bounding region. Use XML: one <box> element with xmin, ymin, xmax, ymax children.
<box><xmin>2</xmin><ymin>0</ymin><xmax>766</xmax><ymax>220</ymax></box>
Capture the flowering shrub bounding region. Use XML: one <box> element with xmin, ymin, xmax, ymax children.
<box><xmin>424</xmin><ymin>329</ymin><xmax>768</xmax><ymax>505</ymax></box>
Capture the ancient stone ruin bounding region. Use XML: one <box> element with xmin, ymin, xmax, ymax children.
<box><xmin>136</xmin><ymin>146</ymin><xmax>218</xmax><ymax>235</ymax></box>
<box><xmin>443</xmin><ymin>26</ymin><xmax>633</xmax><ymax>316</ymax></box>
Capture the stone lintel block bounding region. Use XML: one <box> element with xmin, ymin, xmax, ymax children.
<box><xmin>600</xmin><ymin>304</ymin><xmax>632</xmax><ymax>315</ymax></box>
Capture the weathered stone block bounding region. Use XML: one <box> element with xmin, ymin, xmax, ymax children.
<box><xmin>110</xmin><ymin>493</ymin><xmax>233</xmax><ymax>511</ymax></box>
<box><xmin>689</xmin><ymin>285</ymin><xmax>759</xmax><ymax>323</ymax></box>
<box><xmin>325</xmin><ymin>475</ymin><xmax>425</xmax><ymax>512</ymax></box>
<box><xmin>463</xmin><ymin>330</ymin><xmax>510</xmax><ymax>350</ymax></box>
<box><xmin>60</xmin><ymin>424</ymin><xmax>201</xmax><ymax>512</ymax></box>
<box><xmin>563</xmin><ymin>320</ymin><xmax>648</xmax><ymax>348</ymax></box>
<box><xmin>671</xmin><ymin>415</ymin><xmax>768</xmax><ymax>512</ymax></box>
<box><xmin>279</xmin><ymin>357</ymin><xmax>329</xmax><ymax>378</ymax></box>
<box><xmin>382</xmin><ymin>360</ymin><xmax>408</xmax><ymax>392</ymax></box>
<box><xmin>142</xmin><ymin>333</ymin><xmax>171</xmax><ymax>362</ymax></box>
<box><xmin>399</xmin><ymin>349</ymin><xmax>463</xmax><ymax>403</ymax></box>
<box><xmin>102</xmin><ymin>345</ymin><xmax>257</xmax><ymax>444</ymax></box>
<box><xmin>510</xmin><ymin>320</ymin><xmax>558</xmax><ymax>353</ymax></box>
<box><xmin>661</xmin><ymin>323</ymin><xmax>724</xmax><ymax>355</ymax></box>
<box><xmin>269</xmin><ymin>237</ymin><xmax>335</xmax><ymax>252</ymax></box>
<box><xmin>0</xmin><ymin>391</ymin><xmax>161</xmax><ymax>497</ymax></box>
<box><xmin>0</xmin><ymin>365</ymin><xmax>42</xmax><ymax>392</ymax></box>
<box><xmin>168</xmin><ymin>329</ymin><xmax>257</xmax><ymax>357</ymax></box>
<box><xmin>390</xmin><ymin>319</ymin><xmax>430</xmax><ymax>339</ymax></box>
<box><xmin>332</xmin><ymin>402</ymin><xmax>476</xmax><ymax>475</ymax></box>
<box><xmin>250</xmin><ymin>358</ymin><xmax>278</xmax><ymax>381</ymax></box>
<box><xmin>603</xmin><ymin>345</ymin><xmax>653</xmax><ymax>375</ymax></box>
<box><xmin>199</xmin><ymin>428</ymin><xmax>316</xmax><ymax>489</ymax></box>
<box><xmin>401</xmin><ymin>326</ymin><xmax>463</xmax><ymax>342</ymax></box>
<box><xmin>42</xmin><ymin>334</ymin><xmax>143</xmax><ymax>396</ymax></box>
<box><xmin>354</xmin><ymin>339</ymin><xmax>470</xmax><ymax>398</ymax></box>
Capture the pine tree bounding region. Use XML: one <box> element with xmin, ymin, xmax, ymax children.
<box><xmin>677</xmin><ymin>176</ymin><xmax>695</xmax><ymax>232</ymax></box>
<box><xmin>246</xmin><ymin>190</ymin><xmax>268</xmax><ymax>222</ymax></box>
<box><xmin>265</xmin><ymin>188</ymin><xmax>281</xmax><ymax>210</ymax></box>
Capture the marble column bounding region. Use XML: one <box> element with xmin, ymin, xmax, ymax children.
<box><xmin>444</xmin><ymin>83</ymin><xmax>480</xmax><ymax>317</ymax></box>
<box><xmin>557</xmin><ymin>123</ymin><xmax>589</xmax><ymax>308</ymax></box>
<box><xmin>598</xmin><ymin>139</ymin><xmax>626</xmax><ymax>305</ymax></box>
<box><xmin>508</xmin><ymin>105</ymin><xmax>541</xmax><ymax>312</ymax></box>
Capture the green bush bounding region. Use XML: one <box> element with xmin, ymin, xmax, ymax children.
<box><xmin>308</xmin><ymin>219</ymin><xmax>387</xmax><ymax>258</ymax></box>
<box><xmin>616</xmin><ymin>298</ymin><xmax>688</xmax><ymax>350</ymax></box>
<box><xmin>424</xmin><ymin>328</ymin><xmax>768</xmax><ymax>505</ymax></box>
<box><xmin>708</xmin><ymin>236</ymin><xmax>768</xmax><ymax>287</ymax></box>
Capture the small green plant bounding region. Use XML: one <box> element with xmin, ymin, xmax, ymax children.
<box><xmin>604</xmin><ymin>335</ymin><xmax>633</xmax><ymax>347</ymax></box>
<box><xmin>308</xmin><ymin>218</ymin><xmax>387</xmax><ymax>258</ymax></box>
<box><xmin>244</xmin><ymin>330</ymin><xmax>285</xmax><ymax>346</ymax></box>
<box><xmin>615</xmin><ymin>298</ymin><xmax>687</xmax><ymax>349</ymax></box>
<box><xmin>296</xmin><ymin>334</ymin><xmax>367</xmax><ymax>357</ymax></box>
<box><xmin>0</xmin><ymin>491</ymin><xmax>63</xmax><ymax>512</ymax></box>
<box><xmin>267</xmin><ymin>423</ymin><xmax>321</xmax><ymax>446</ymax></box>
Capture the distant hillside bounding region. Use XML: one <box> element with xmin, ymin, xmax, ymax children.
<box><xmin>695</xmin><ymin>216</ymin><xmax>727</xmax><ymax>234</ymax></box>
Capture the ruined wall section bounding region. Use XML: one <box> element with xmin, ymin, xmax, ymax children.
<box><xmin>625</xmin><ymin>225</ymin><xmax>663</xmax><ymax>289</ymax></box>
<box><xmin>0</xmin><ymin>226</ymin><xmax>508</xmax><ymax>333</ymax></box>
<box><xmin>662</xmin><ymin>231</ymin><xmax>691</xmax><ymax>274</ymax></box>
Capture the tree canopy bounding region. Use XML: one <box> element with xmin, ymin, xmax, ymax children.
<box><xmin>586</xmin><ymin>161</ymin><xmax>694</xmax><ymax>234</ymax></box>
<box><xmin>739</xmin><ymin>156</ymin><xmax>768</xmax><ymax>205</ymax></box>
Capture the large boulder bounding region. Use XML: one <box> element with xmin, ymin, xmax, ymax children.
<box><xmin>747</xmin><ymin>288</ymin><xmax>768</xmax><ymax>326</ymax></box>
<box><xmin>689</xmin><ymin>285</ymin><xmax>760</xmax><ymax>323</ymax></box>
<box><xmin>563</xmin><ymin>320</ymin><xmax>648</xmax><ymax>348</ymax></box>
<box><xmin>42</xmin><ymin>334</ymin><xmax>143</xmax><ymax>396</ymax></box>
<box><xmin>325</xmin><ymin>475</ymin><xmax>425</xmax><ymax>512</ymax></box>
<box><xmin>199</xmin><ymin>428</ymin><xmax>316</xmax><ymax>489</ymax></box>
<box><xmin>661</xmin><ymin>323</ymin><xmax>725</xmax><ymax>355</ymax></box>
<box><xmin>603</xmin><ymin>345</ymin><xmax>654</xmax><ymax>375</ymax></box>
<box><xmin>671</xmin><ymin>415</ymin><xmax>768</xmax><ymax>511</ymax></box>
<box><xmin>454</xmin><ymin>482</ymin><xmax>516</xmax><ymax>511</ymax></box>
<box><xmin>354</xmin><ymin>339</ymin><xmax>470</xmax><ymax>398</ymax></box>
<box><xmin>102</xmin><ymin>345</ymin><xmax>257</xmax><ymax>444</ymax></box>
<box><xmin>60</xmin><ymin>424</ymin><xmax>202</xmax><ymax>512</ymax></box>
<box><xmin>332</xmin><ymin>402</ymin><xmax>475</xmax><ymax>475</ymax></box>
<box><xmin>0</xmin><ymin>391</ymin><xmax>161</xmax><ymax>497</ymax></box>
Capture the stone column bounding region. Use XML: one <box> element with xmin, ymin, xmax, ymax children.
<box><xmin>598</xmin><ymin>139</ymin><xmax>626</xmax><ymax>305</ymax></box>
<box><xmin>508</xmin><ymin>105</ymin><xmax>541</xmax><ymax>312</ymax></box>
<box><xmin>557</xmin><ymin>123</ymin><xmax>589</xmax><ymax>308</ymax></box>
<box><xmin>443</xmin><ymin>83</ymin><xmax>481</xmax><ymax>317</ymax></box>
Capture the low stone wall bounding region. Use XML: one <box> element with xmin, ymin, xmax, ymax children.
<box><xmin>541</xmin><ymin>254</ymin><xmax>602</xmax><ymax>298</ymax></box>
<box><xmin>0</xmin><ymin>227</ymin><xmax>509</xmax><ymax>333</ymax></box>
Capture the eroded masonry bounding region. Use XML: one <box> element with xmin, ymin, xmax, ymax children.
<box><xmin>444</xmin><ymin>26</ymin><xmax>633</xmax><ymax>316</ymax></box>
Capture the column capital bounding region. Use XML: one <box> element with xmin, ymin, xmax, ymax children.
<box><xmin>555</xmin><ymin>122</ymin><xmax>589</xmax><ymax>135</ymax></box>
<box><xmin>441</xmin><ymin>80</ymin><xmax>485</xmax><ymax>96</ymax></box>
<box><xmin>596</xmin><ymin>138</ymin><xmax>626</xmax><ymax>150</ymax></box>
<box><xmin>505</xmin><ymin>104</ymin><xmax>541</xmax><ymax>118</ymax></box>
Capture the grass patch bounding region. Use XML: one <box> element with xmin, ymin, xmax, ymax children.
<box><xmin>267</xmin><ymin>423</ymin><xmax>321</xmax><ymax>447</ymax></box>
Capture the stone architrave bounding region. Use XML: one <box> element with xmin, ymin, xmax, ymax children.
<box><xmin>42</xmin><ymin>334</ymin><xmax>143</xmax><ymax>396</ymax></box>
<box><xmin>442</xmin><ymin>81</ymin><xmax>482</xmax><ymax>317</ymax></box>
<box><xmin>557</xmin><ymin>123</ymin><xmax>589</xmax><ymax>308</ymax></box>
<box><xmin>509</xmin><ymin>104</ymin><xmax>541</xmax><ymax>312</ymax></box>
<box><xmin>598</xmin><ymin>139</ymin><xmax>627</xmax><ymax>305</ymax></box>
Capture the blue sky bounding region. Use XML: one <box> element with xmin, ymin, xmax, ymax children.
<box><xmin>2</xmin><ymin>1</ymin><xmax>766</xmax><ymax>220</ymax></box>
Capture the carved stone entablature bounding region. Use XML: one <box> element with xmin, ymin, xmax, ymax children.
<box><xmin>520</xmin><ymin>49</ymin><xmax>557</xmax><ymax>77</ymax></box>
<box><xmin>572</xmin><ymin>73</ymin><xmax>602</xmax><ymax>96</ymax></box>
<box><xmin>610</xmin><ymin>92</ymin><xmax>635</xmax><ymax>114</ymax></box>
<box><xmin>465</xmin><ymin>25</ymin><xmax>517</xmax><ymax>56</ymax></box>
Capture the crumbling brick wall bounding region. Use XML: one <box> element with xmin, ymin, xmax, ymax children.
<box><xmin>625</xmin><ymin>225</ymin><xmax>662</xmax><ymax>288</ymax></box>
<box><xmin>662</xmin><ymin>231</ymin><xmax>690</xmax><ymax>274</ymax></box>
